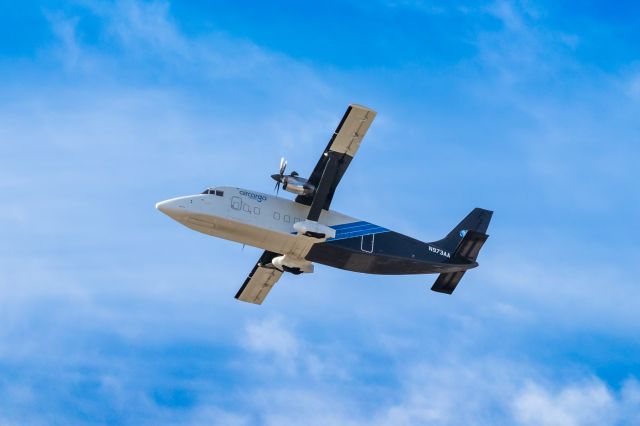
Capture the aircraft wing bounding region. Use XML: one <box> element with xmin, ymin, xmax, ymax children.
<box><xmin>295</xmin><ymin>104</ymin><xmax>377</xmax><ymax>212</ymax></box>
<box><xmin>235</xmin><ymin>251</ymin><xmax>283</xmax><ymax>304</ymax></box>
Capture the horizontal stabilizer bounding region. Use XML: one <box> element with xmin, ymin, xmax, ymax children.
<box><xmin>431</xmin><ymin>271</ymin><xmax>466</xmax><ymax>294</ymax></box>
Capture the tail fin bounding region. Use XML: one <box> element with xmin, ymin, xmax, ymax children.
<box><xmin>430</xmin><ymin>208</ymin><xmax>493</xmax><ymax>295</ymax></box>
<box><xmin>431</xmin><ymin>230</ymin><xmax>490</xmax><ymax>294</ymax></box>
<box><xmin>431</xmin><ymin>208</ymin><xmax>493</xmax><ymax>254</ymax></box>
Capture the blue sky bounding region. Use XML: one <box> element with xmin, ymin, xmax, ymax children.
<box><xmin>1</xmin><ymin>0</ymin><xmax>639</xmax><ymax>424</ymax></box>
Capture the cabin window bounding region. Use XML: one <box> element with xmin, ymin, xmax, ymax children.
<box><xmin>215</xmin><ymin>190</ymin><xmax>224</xmax><ymax>196</ymax></box>
<box><xmin>284</xmin><ymin>215</ymin><xmax>291</xmax><ymax>223</ymax></box>
<box><xmin>273</xmin><ymin>212</ymin><xmax>280</xmax><ymax>220</ymax></box>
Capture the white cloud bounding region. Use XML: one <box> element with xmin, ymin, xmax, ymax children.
<box><xmin>512</xmin><ymin>378</ymin><xmax>640</xmax><ymax>426</ymax></box>
<box><xmin>478</xmin><ymin>246</ymin><xmax>640</xmax><ymax>334</ymax></box>
<box><xmin>240</xmin><ymin>316</ymin><xmax>353</xmax><ymax>381</ymax></box>
<box><xmin>475</xmin><ymin>1</ymin><xmax>557</xmax><ymax>86</ymax></box>
<box><xmin>229</xmin><ymin>321</ymin><xmax>640</xmax><ymax>425</ymax></box>
<box><xmin>243</xmin><ymin>316</ymin><xmax>300</xmax><ymax>361</ymax></box>
<box><xmin>105</xmin><ymin>0</ymin><xmax>186</xmax><ymax>53</ymax></box>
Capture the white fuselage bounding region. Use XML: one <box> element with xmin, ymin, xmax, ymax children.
<box><xmin>156</xmin><ymin>186</ymin><xmax>358</xmax><ymax>256</ymax></box>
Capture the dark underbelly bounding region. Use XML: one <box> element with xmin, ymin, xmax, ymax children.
<box><xmin>307</xmin><ymin>242</ymin><xmax>445</xmax><ymax>275</ymax></box>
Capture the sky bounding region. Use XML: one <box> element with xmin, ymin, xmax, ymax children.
<box><xmin>1</xmin><ymin>0</ymin><xmax>639</xmax><ymax>424</ymax></box>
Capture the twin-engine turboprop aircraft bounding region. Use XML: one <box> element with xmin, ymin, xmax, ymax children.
<box><xmin>156</xmin><ymin>104</ymin><xmax>493</xmax><ymax>304</ymax></box>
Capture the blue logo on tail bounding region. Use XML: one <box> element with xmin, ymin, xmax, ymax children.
<box><xmin>460</xmin><ymin>229</ymin><xmax>468</xmax><ymax>238</ymax></box>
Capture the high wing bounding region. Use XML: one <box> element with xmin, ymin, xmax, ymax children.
<box><xmin>235</xmin><ymin>251</ymin><xmax>283</xmax><ymax>305</ymax></box>
<box><xmin>295</xmin><ymin>104</ymin><xmax>377</xmax><ymax>213</ymax></box>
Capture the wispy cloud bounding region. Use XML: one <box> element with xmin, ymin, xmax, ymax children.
<box><xmin>513</xmin><ymin>378</ymin><xmax>640</xmax><ymax>426</ymax></box>
<box><xmin>197</xmin><ymin>317</ymin><xmax>640</xmax><ymax>425</ymax></box>
<box><xmin>44</xmin><ymin>11</ymin><xmax>83</xmax><ymax>70</ymax></box>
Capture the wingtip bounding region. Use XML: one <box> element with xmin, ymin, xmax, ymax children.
<box><xmin>349</xmin><ymin>103</ymin><xmax>377</xmax><ymax>114</ymax></box>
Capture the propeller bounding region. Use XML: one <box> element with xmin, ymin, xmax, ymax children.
<box><xmin>271</xmin><ymin>157</ymin><xmax>287</xmax><ymax>195</ymax></box>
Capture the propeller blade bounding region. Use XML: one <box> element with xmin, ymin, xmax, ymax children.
<box><xmin>273</xmin><ymin>157</ymin><xmax>287</xmax><ymax>196</ymax></box>
<box><xmin>279</xmin><ymin>157</ymin><xmax>287</xmax><ymax>175</ymax></box>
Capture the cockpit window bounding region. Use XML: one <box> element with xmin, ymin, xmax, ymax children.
<box><xmin>201</xmin><ymin>188</ymin><xmax>224</xmax><ymax>196</ymax></box>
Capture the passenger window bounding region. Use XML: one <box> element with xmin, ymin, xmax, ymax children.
<box><xmin>284</xmin><ymin>215</ymin><xmax>291</xmax><ymax>223</ymax></box>
<box><xmin>273</xmin><ymin>212</ymin><xmax>280</xmax><ymax>220</ymax></box>
<box><xmin>253</xmin><ymin>207</ymin><xmax>260</xmax><ymax>215</ymax></box>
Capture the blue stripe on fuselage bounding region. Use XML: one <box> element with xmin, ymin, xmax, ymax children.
<box><xmin>328</xmin><ymin>221</ymin><xmax>389</xmax><ymax>241</ymax></box>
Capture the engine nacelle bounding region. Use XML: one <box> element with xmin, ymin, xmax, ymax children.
<box><xmin>293</xmin><ymin>220</ymin><xmax>336</xmax><ymax>240</ymax></box>
<box><xmin>271</xmin><ymin>255</ymin><xmax>314</xmax><ymax>274</ymax></box>
<box><xmin>283</xmin><ymin>175</ymin><xmax>315</xmax><ymax>196</ymax></box>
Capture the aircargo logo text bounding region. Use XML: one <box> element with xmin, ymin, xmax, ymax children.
<box><xmin>239</xmin><ymin>190</ymin><xmax>267</xmax><ymax>203</ymax></box>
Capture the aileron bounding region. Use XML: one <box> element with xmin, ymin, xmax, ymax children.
<box><xmin>328</xmin><ymin>104</ymin><xmax>377</xmax><ymax>156</ymax></box>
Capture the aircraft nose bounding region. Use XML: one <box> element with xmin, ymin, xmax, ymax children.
<box><xmin>155</xmin><ymin>197</ymin><xmax>188</xmax><ymax>220</ymax></box>
<box><xmin>155</xmin><ymin>200</ymin><xmax>171</xmax><ymax>213</ymax></box>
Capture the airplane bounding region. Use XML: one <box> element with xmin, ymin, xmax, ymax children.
<box><xmin>156</xmin><ymin>104</ymin><xmax>493</xmax><ymax>305</ymax></box>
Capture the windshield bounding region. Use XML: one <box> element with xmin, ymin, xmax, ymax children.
<box><xmin>201</xmin><ymin>188</ymin><xmax>224</xmax><ymax>196</ymax></box>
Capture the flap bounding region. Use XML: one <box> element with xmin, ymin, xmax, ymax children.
<box><xmin>235</xmin><ymin>251</ymin><xmax>283</xmax><ymax>304</ymax></box>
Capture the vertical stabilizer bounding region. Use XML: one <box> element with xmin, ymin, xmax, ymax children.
<box><xmin>431</xmin><ymin>208</ymin><xmax>493</xmax><ymax>254</ymax></box>
<box><xmin>430</xmin><ymin>208</ymin><xmax>492</xmax><ymax>294</ymax></box>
